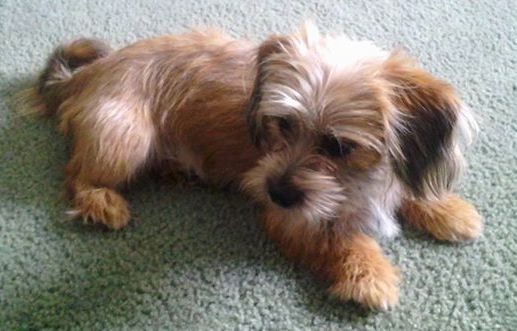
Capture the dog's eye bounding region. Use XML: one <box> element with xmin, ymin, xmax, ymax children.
<box><xmin>278</xmin><ymin>118</ymin><xmax>292</xmax><ymax>134</ymax></box>
<box><xmin>321</xmin><ymin>135</ymin><xmax>356</xmax><ymax>158</ymax></box>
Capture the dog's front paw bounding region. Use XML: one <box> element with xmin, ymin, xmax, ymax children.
<box><xmin>322</xmin><ymin>233</ymin><xmax>401</xmax><ymax>310</ymax></box>
<box><xmin>68</xmin><ymin>187</ymin><xmax>130</xmax><ymax>230</ymax></box>
<box><xmin>401</xmin><ymin>194</ymin><xmax>483</xmax><ymax>243</ymax></box>
<box><xmin>329</xmin><ymin>268</ymin><xmax>400</xmax><ymax>310</ymax></box>
<box><xmin>433</xmin><ymin>196</ymin><xmax>483</xmax><ymax>242</ymax></box>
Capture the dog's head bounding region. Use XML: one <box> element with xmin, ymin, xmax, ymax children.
<box><xmin>242</xmin><ymin>23</ymin><xmax>475</xmax><ymax>224</ymax></box>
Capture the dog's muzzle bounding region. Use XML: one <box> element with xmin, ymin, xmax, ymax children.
<box><xmin>267</xmin><ymin>175</ymin><xmax>305</xmax><ymax>208</ymax></box>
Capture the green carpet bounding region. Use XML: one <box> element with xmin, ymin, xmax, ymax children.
<box><xmin>1</xmin><ymin>1</ymin><xmax>516</xmax><ymax>330</ymax></box>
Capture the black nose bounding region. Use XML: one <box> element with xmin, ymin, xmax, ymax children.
<box><xmin>267</xmin><ymin>176</ymin><xmax>304</xmax><ymax>208</ymax></box>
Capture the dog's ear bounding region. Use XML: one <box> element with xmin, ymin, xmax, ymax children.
<box><xmin>383</xmin><ymin>51</ymin><xmax>475</xmax><ymax>199</ymax></box>
<box><xmin>246</xmin><ymin>35</ymin><xmax>290</xmax><ymax>148</ymax></box>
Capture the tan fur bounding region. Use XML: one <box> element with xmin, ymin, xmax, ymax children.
<box><xmin>263</xmin><ymin>208</ymin><xmax>400</xmax><ymax>310</ymax></box>
<box><xmin>67</xmin><ymin>187</ymin><xmax>130</xmax><ymax>229</ymax></box>
<box><xmin>399</xmin><ymin>194</ymin><xmax>482</xmax><ymax>242</ymax></box>
<box><xmin>28</xmin><ymin>23</ymin><xmax>481</xmax><ymax>310</ymax></box>
<box><xmin>38</xmin><ymin>31</ymin><xmax>261</xmax><ymax>226</ymax></box>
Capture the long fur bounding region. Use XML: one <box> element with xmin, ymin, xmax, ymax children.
<box><xmin>26</xmin><ymin>23</ymin><xmax>481</xmax><ymax>309</ymax></box>
<box><xmin>37</xmin><ymin>38</ymin><xmax>112</xmax><ymax>116</ymax></box>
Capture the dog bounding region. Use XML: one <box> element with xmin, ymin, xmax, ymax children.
<box><xmin>27</xmin><ymin>22</ymin><xmax>482</xmax><ymax>310</ymax></box>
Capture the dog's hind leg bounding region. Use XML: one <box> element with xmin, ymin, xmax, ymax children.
<box><xmin>63</xmin><ymin>99</ymin><xmax>155</xmax><ymax>229</ymax></box>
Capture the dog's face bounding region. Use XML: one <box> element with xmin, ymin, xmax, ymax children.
<box><xmin>243</xmin><ymin>23</ymin><xmax>474</xmax><ymax>226</ymax></box>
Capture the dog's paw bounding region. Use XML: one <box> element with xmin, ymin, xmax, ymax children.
<box><xmin>401</xmin><ymin>194</ymin><xmax>483</xmax><ymax>243</ymax></box>
<box><xmin>434</xmin><ymin>196</ymin><xmax>483</xmax><ymax>242</ymax></box>
<box><xmin>328</xmin><ymin>262</ymin><xmax>400</xmax><ymax>310</ymax></box>
<box><xmin>69</xmin><ymin>188</ymin><xmax>130</xmax><ymax>230</ymax></box>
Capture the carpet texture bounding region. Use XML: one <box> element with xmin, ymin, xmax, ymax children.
<box><xmin>1</xmin><ymin>1</ymin><xmax>516</xmax><ymax>330</ymax></box>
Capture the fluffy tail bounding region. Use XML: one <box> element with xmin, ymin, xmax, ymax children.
<box><xmin>36</xmin><ymin>38</ymin><xmax>112</xmax><ymax>116</ymax></box>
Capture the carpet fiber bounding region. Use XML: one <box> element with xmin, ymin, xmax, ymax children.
<box><xmin>1</xmin><ymin>1</ymin><xmax>516</xmax><ymax>330</ymax></box>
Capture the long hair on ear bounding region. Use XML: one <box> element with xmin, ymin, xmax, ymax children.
<box><xmin>246</xmin><ymin>34</ymin><xmax>292</xmax><ymax>148</ymax></box>
<box><xmin>383</xmin><ymin>51</ymin><xmax>477</xmax><ymax>200</ymax></box>
<box><xmin>246</xmin><ymin>22</ymin><xmax>321</xmax><ymax>148</ymax></box>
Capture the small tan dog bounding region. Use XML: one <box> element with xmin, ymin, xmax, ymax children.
<box><xmin>29</xmin><ymin>23</ymin><xmax>482</xmax><ymax>310</ymax></box>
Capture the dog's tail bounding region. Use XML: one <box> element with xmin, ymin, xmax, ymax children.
<box><xmin>32</xmin><ymin>38</ymin><xmax>112</xmax><ymax>116</ymax></box>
